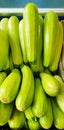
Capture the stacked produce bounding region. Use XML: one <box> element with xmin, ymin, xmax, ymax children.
<box><xmin>0</xmin><ymin>2</ymin><xmax>64</xmax><ymax>130</ymax></box>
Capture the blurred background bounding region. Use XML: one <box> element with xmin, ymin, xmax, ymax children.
<box><xmin>0</xmin><ymin>0</ymin><xmax>64</xmax><ymax>8</ymax></box>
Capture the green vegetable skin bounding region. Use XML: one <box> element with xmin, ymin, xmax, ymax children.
<box><xmin>0</xmin><ymin>3</ymin><xmax>63</xmax><ymax>130</ymax></box>
<box><xmin>0</xmin><ymin>18</ymin><xmax>8</xmax><ymax>34</ymax></box>
<box><xmin>32</xmin><ymin>78</ymin><xmax>47</xmax><ymax>118</ymax></box>
<box><xmin>40</xmin><ymin>72</ymin><xmax>60</xmax><ymax>96</ymax></box>
<box><xmin>8</xmin><ymin>16</ymin><xmax>23</xmax><ymax>65</ymax></box>
<box><xmin>0</xmin><ymin>18</ymin><xmax>9</xmax><ymax>70</ymax></box>
<box><xmin>0</xmin><ymin>72</ymin><xmax>11</xmax><ymax>126</ymax></box>
<box><xmin>50</xmin><ymin>21</ymin><xmax>63</xmax><ymax>71</ymax></box>
<box><xmin>52</xmin><ymin>99</ymin><xmax>64</xmax><ymax>129</ymax></box>
<box><xmin>9</xmin><ymin>51</ymin><xmax>14</xmax><ymax>71</ymax></box>
<box><xmin>0</xmin><ymin>102</ymin><xmax>13</xmax><ymax>126</ymax></box>
<box><xmin>54</xmin><ymin>75</ymin><xmax>64</xmax><ymax>112</ymax></box>
<box><xmin>8</xmin><ymin>107</ymin><xmax>25</xmax><ymax>129</ymax></box>
<box><xmin>0</xmin><ymin>72</ymin><xmax>7</xmax><ymax>85</ymax></box>
<box><xmin>39</xmin><ymin>97</ymin><xmax>53</xmax><ymax>129</ymax></box>
<box><xmin>43</xmin><ymin>11</ymin><xmax>59</xmax><ymax>68</ymax></box>
<box><xmin>54</xmin><ymin>75</ymin><xmax>64</xmax><ymax>92</ymax></box>
<box><xmin>28</xmin><ymin>118</ymin><xmax>40</xmax><ymax>130</ymax></box>
<box><xmin>30</xmin><ymin>15</ymin><xmax>43</xmax><ymax>72</ymax></box>
<box><xmin>23</xmin><ymin>3</ymin><xmax>39</xmax><ymax>62</ymax></box>
<box><xmin>16</xmin><ymin>65</ymin><xmax>34</xmax><ymax>111</ymax></box>
<box><xmin>25</xmin><ymin>106</ymin><xmax>40</xmax><ymax>129</ymax></box>
<box><xmin>0</xmin><ymin>69</ymin><xmax>21</xmax><ymax>103</ymax></box>
<box><xmin>0</xmin><ymin>29</ymin><xmax>9</xmax><ymax>71</ymax></box>
<box><xmin>25</xmin><ymin>106</ymin><xmax>35</xmax><ymax>119</ymax></box>
<box><xmin>19</xmin><ymin>19</ymin><xmax>27</xmax><ymax>63</ymax></box>
<box><xmin>56</xmin><ymin>93</ymin><xmax>64</xmax><ymax>113</ymax></box>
